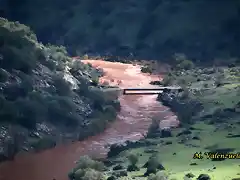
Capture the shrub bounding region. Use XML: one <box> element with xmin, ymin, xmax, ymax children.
<box><xmin>87</xmin><ymin>116</ymin><xmax>109</xmax><ymax>135</ymax></box>
<box><xmin>144</xmin><ymin>154</ymin><xmax>162</xmax><ymax>176</ymax></box>
<box><xmin>102</xmin><ymin>105</ymin><xmax>117</xmax><ymax>121</ymax></box>
<box><xmin>174</xmin><ymin>54</ymin><xmax>194</xmax><ymax>70</ymax></box>
<box><xmin>69</xmin><ymin>60</ymin><xmax>85</xmax><ymax>73</ymax></box>
<box><xmin>161</xmin><ymin>75</ymin><xmax>173</xmax><ymax>86</ymax></box>
<box><xmin>14</xmin><ymin>97</ymin><xmax>40</xmax><ymax>129</ymax></box>
<box><xmin>214</xmin><ymin>73</ymin><xmax>224</xmax><ymax>87</ymax></box>
<box><xmin>0</xmin><ymin>97</ymin><xmax>18</xmax><ymax>123</ymax></box>
<box><xmin>127</xmin><ymin>153</ymin><xmax>139</xmax><ymax>166</ymax></box>
<box><xmin>46</xmin><ymin>45</ymin><xmax>69</xmax><ymax>59</ymax></box>
<box><xmin>91</xmin><ymin>77</ymin><xmax>99</xmax><ymax>86</ymax></box>
<box><xmin>81</xmin><ymin>169</ymin><xmax>105</xmax><ymax>180</ymax></box>
<box><xmin>74</xmin><ymin>156</ymin><xmax>105</xmax><ymax>172</ymax></box>
<box><xmin>127</xmin><ymin>153</ymin><xmax>140</xmax><ymax>172</ymax></box>
<box><xmin>52</xmin><ymin>74</ymin><xmax>71</xmax><ymax>96</ymax></box>
<box><xmin>141</xmin><ymin>66</ymin><xmax>152</xmax><ymax>73</ymax></box>
<box><xmin>31</xmin><ymin>137</ymin><xmax>56</xmax><ymax>151</ymax></box>
<box><xmin>147</xmin><ymin>117</ymin><xmax>160</xmax><ymax>137</ymax></box>
<box><xmin>179</xmin><ymin>86</ymin><xmax>190</xmax><ymax>100</ymax></box>
<box><xmin>147</xmin><ymin>171</ymin><xmax>169</xmax><ymax>180</ymax></box>
<box><xmin>0</xmin><ymin>18</ymin><xmax>43</xmax><ymax>73</ymax></box>
<box><xmin>68</xmin><ymin>156</ymin><xmax>105</xmax><ymax>180</ymax></box>
<box><xmin>176</xmin><ymin>60</ymin><xmax>194</xmax><ymax>70</ymax></box>
<box><xmin>46</xmin><ymin>96</ymin><xmax>81</xmax><ymax>126</ymax></box>
<box><xmin>83</xmin><ymin>54</ymin><xmax>89</xmax><ymax>60</ymax></box>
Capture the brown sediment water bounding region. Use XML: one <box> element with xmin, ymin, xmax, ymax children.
<box><xmin>0</xmin><ymin>60</ymin><xmax>179</xmax><ymax>180</ymax></box>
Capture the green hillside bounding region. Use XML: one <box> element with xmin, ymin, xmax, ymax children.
<box><xmin>2</xmin><ymin>0</ymin><xmax>240</xmax><ymax>61</ymax></box>
<box><xmin>0</xmin><ymin>18</ymin><xmax>120</xmax><ymax>162</ymax></box>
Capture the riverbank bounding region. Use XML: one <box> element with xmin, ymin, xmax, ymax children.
<box><xmin>0</xmin><ymin>19</ymin><xmax>179</xmax><ymax>180</ymax></box>
<box><xmin>70</xmin><ymin>64</ymin><xmax>239</xmax><ymax>180</ymax></box>
<box><xmin>1</xmin><ymin>17</ymin><xmax>239</xmax><ymax>180</ymax></box>
<box><xmin>0</xmin><ymin>58</ymin><xmax>178</xmax><ymax>180</ymax></box>
<box><xmin>96</xmin><ymin>121</ymin><xmax>240</xmax><ymax>180</ymax></box>
<box><xmin>0</xmin><ymin>18</ymin><xmax>121</xmax><ymax>162</ymax></box>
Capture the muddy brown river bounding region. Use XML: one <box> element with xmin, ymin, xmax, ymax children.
<box><xmin>0</xmin><ymin>60</ymin><xmax>179</xmax><ymax>180</ymax></box>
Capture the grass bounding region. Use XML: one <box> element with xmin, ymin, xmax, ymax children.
<box><xmin>101</xmin><ymin>66</ymin><xmax>240</xmax><ymax>180</ymax></box>
<box><xmin>107</xmin><ymin>121</ymin><xmax>240</xmax><ymax>180</ymax></box>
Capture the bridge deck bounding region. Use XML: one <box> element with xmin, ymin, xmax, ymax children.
<box><xmin>123</xmin><ymin>87</ymin><xmax>182</xmax><ymax>95</ymax></box>
<box><xmin>101</xmin><ymin>87</ymin><xmax>182</xmax><ymax>95</ymax></box>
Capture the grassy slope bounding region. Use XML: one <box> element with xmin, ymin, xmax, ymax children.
<box><xmin>99</xmin><ymin>65</ymin><xmax>240</xmax><ymax>180</ymax></box>
<box><xmin>109</xmin><ymin>121</ymin><xmax>240</xmax><ymax>180</ymax></box>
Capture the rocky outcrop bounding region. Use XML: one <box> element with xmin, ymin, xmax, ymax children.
<box><xmin>157</xmin><ymin>66</ymin><xmax>240</xmax><ymax>126</ymax></box>
<box><xmin>107</xmin><ymin>139</ymin><xmax>158</xmax><ymax>158</ymax></box>
<box><xmin>0</xmin><ymin>18</ymin><xmax>120</xmax><ymax>162</ymax></box>
<box><xmin>157</xmin><ymin>90</ymin><xmax>203</xmax><ymax>125</ymax></box>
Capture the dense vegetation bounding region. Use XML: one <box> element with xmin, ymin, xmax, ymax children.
<box><xmin>1</xmin><ymin>1</ymin><xmax>240</xmax><ymax>179</ymax></box>
<box><xmin>0</xmin><ymin>18</ymin><xmax>120</xmax><ymax>161</ymax></box>
<box><xmin>2</xmin><ymin>0</ymin><xmax>240</xmax><ymax>61</ymax></box>
<box><xmin>80</xmin><ymin>62</ymin><xmax>239</xmax><ymax>179</ymax></box>
<box><xmin>157</xmin><ymin>57</ymin><xmax>240</xmax><ymax>126</ymax></box>
<box><xmin>68</xmin><ymin>156</ymin><xmax>106</xmax><ymax>180</ymax></box>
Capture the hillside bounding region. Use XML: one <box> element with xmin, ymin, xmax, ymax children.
<box><xmin>2</xmin><ymin>0</ymin><xmax>240</xmax><ymax>61</ymax></box>
<box><xmin>0</xmin><ymin>18</ymin><xmax>120</xmax><ymax>162</ymax></box>
<box><xmin>67</xmin><ymin>65</ymin><xmax>240</xmax><ymax>180</ymax></box>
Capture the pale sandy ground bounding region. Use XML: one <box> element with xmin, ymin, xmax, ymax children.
<box><xmin>82</xmin><ymin>60</ymin><xmax>162</xmax><ymax>88</ymax></box>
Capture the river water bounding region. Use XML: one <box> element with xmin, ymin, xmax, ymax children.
<box><xmin>0</xmin><ymin>60</ymin><xmax>179</xmax><ymax>180</ymax></box>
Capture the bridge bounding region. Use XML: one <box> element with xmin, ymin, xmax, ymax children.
<box><xmin>101</xmin><ymin>86</ymin><xmax>183</xmax><ymax>96</ymax></box>
<box><xmin>122</xmin><ymin>87</ymin><xmax>183</xmax><ymax>95</ymax></box>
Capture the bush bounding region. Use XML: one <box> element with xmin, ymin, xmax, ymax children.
<box><xmin>176</xmin><ymin>60</ymin><xmax>194</xmax><ymax>70</ymax></box>
<box><xmin>91</xmin><ymin>77</ymin><xmax>99</xmax><ymax>86</ymax></box>
<box><xmin>141</xmin><ymin>66</ymin><xmax>152</xmax><ymax>73</ymax></box>
<box><xmin>0</xmin><ymin>18</ymin><xmax>43</xmax><ymax>73</ymax></box>
<box><xmin>126</xmin><ymin>153</ymin><xmax>140</xmax><ymax>172</ymax></box>
<box><xmin>83</xmin><ymin>54</ymin><xmax>89</xmax><ymax>60</ymax></box>
<box><xmin>87</xmin><ymin>116</ymin><xmax>109</xmax><ymax>135</ymax></box>
<box><xmin>69</xmin><ymin>60</ymin><xmax>85</xmax><ymax>73</ymax></box>
<box><xmin>82</xmin><ymin>169</ymin><xmax>105</xmax><ymax>180</ymax></box>
<box><xmin>0</xmin><ymin>97</ymin><xmax>18</xmax><ymax>123</ymax></box>
<box><xmin>68</xmin><ymin>156</ymin><xmax>105</xmax><ymax>180</ymax></box>
<box><xmin>179</xmin><ymin>86</ymin><xmax>190</xmax><ymax>100</ymax></box>
<box><xmin>103</xmin><ymin>105</ymin><xmax>117</xmax><ymax>119</ymax></box>
<box><xmin>46</xmin><ymin>96</ymin><xmax>81</xmax><ymax>126</ymax></box>
<box><xmin>214</xmin><ymin>73</ymin><xmax>224</xmax><ymax>87</ymax></box>
<box><xmin>174</xmin><ymin>54</ymin><xmax>194</xmax><ymax>70</ymax></box>
<box><xmin>17</xmin><ymin>99</ymin><xmax>38</xmax><ymax>126</ymax></box>
<box><xmin>72</xmin><ymin>169</ymin><xmax>105</xmax><ymax>180</ymax></box>
<box><xmin>147</xmin><ymin>117</ymin><xmax>160</xmax><ymax>137</ymax></box>
<box><xmin>52</xmin><ymin>74</ymin><xmax>71</xmax><ymax>96</ymax></box>
<box><xmin>161</xmin><ymin>75</ymin><xmax>173</xmax><ymax>86</ymax></box>
<box><xmin>147</xmin><ymin>171</ymin><xmax>168</xmax><ymax>180</ymax></box>
<box><xmin>0</xmin><ymin>93</ymin><xmax>46</xmax><ymax>129</ymax></box>
<box><xmin>74</xmin><ymin>156</ymin><xmax>105</xmax><ymax>172</ymax></box>
<box><xmin>127</xmin><ymin>153</ymin><xmax>139</xmax><ymax>166</ymax></box>
<box><xmin>144</xmin><ymin>154</ymin><xmax>162</xmax><ymax>176</ymax></box>
<box><xmin>31</xmin><ymin>137</ymin><xmax>56</xmax><ymax>151</ymax></box>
